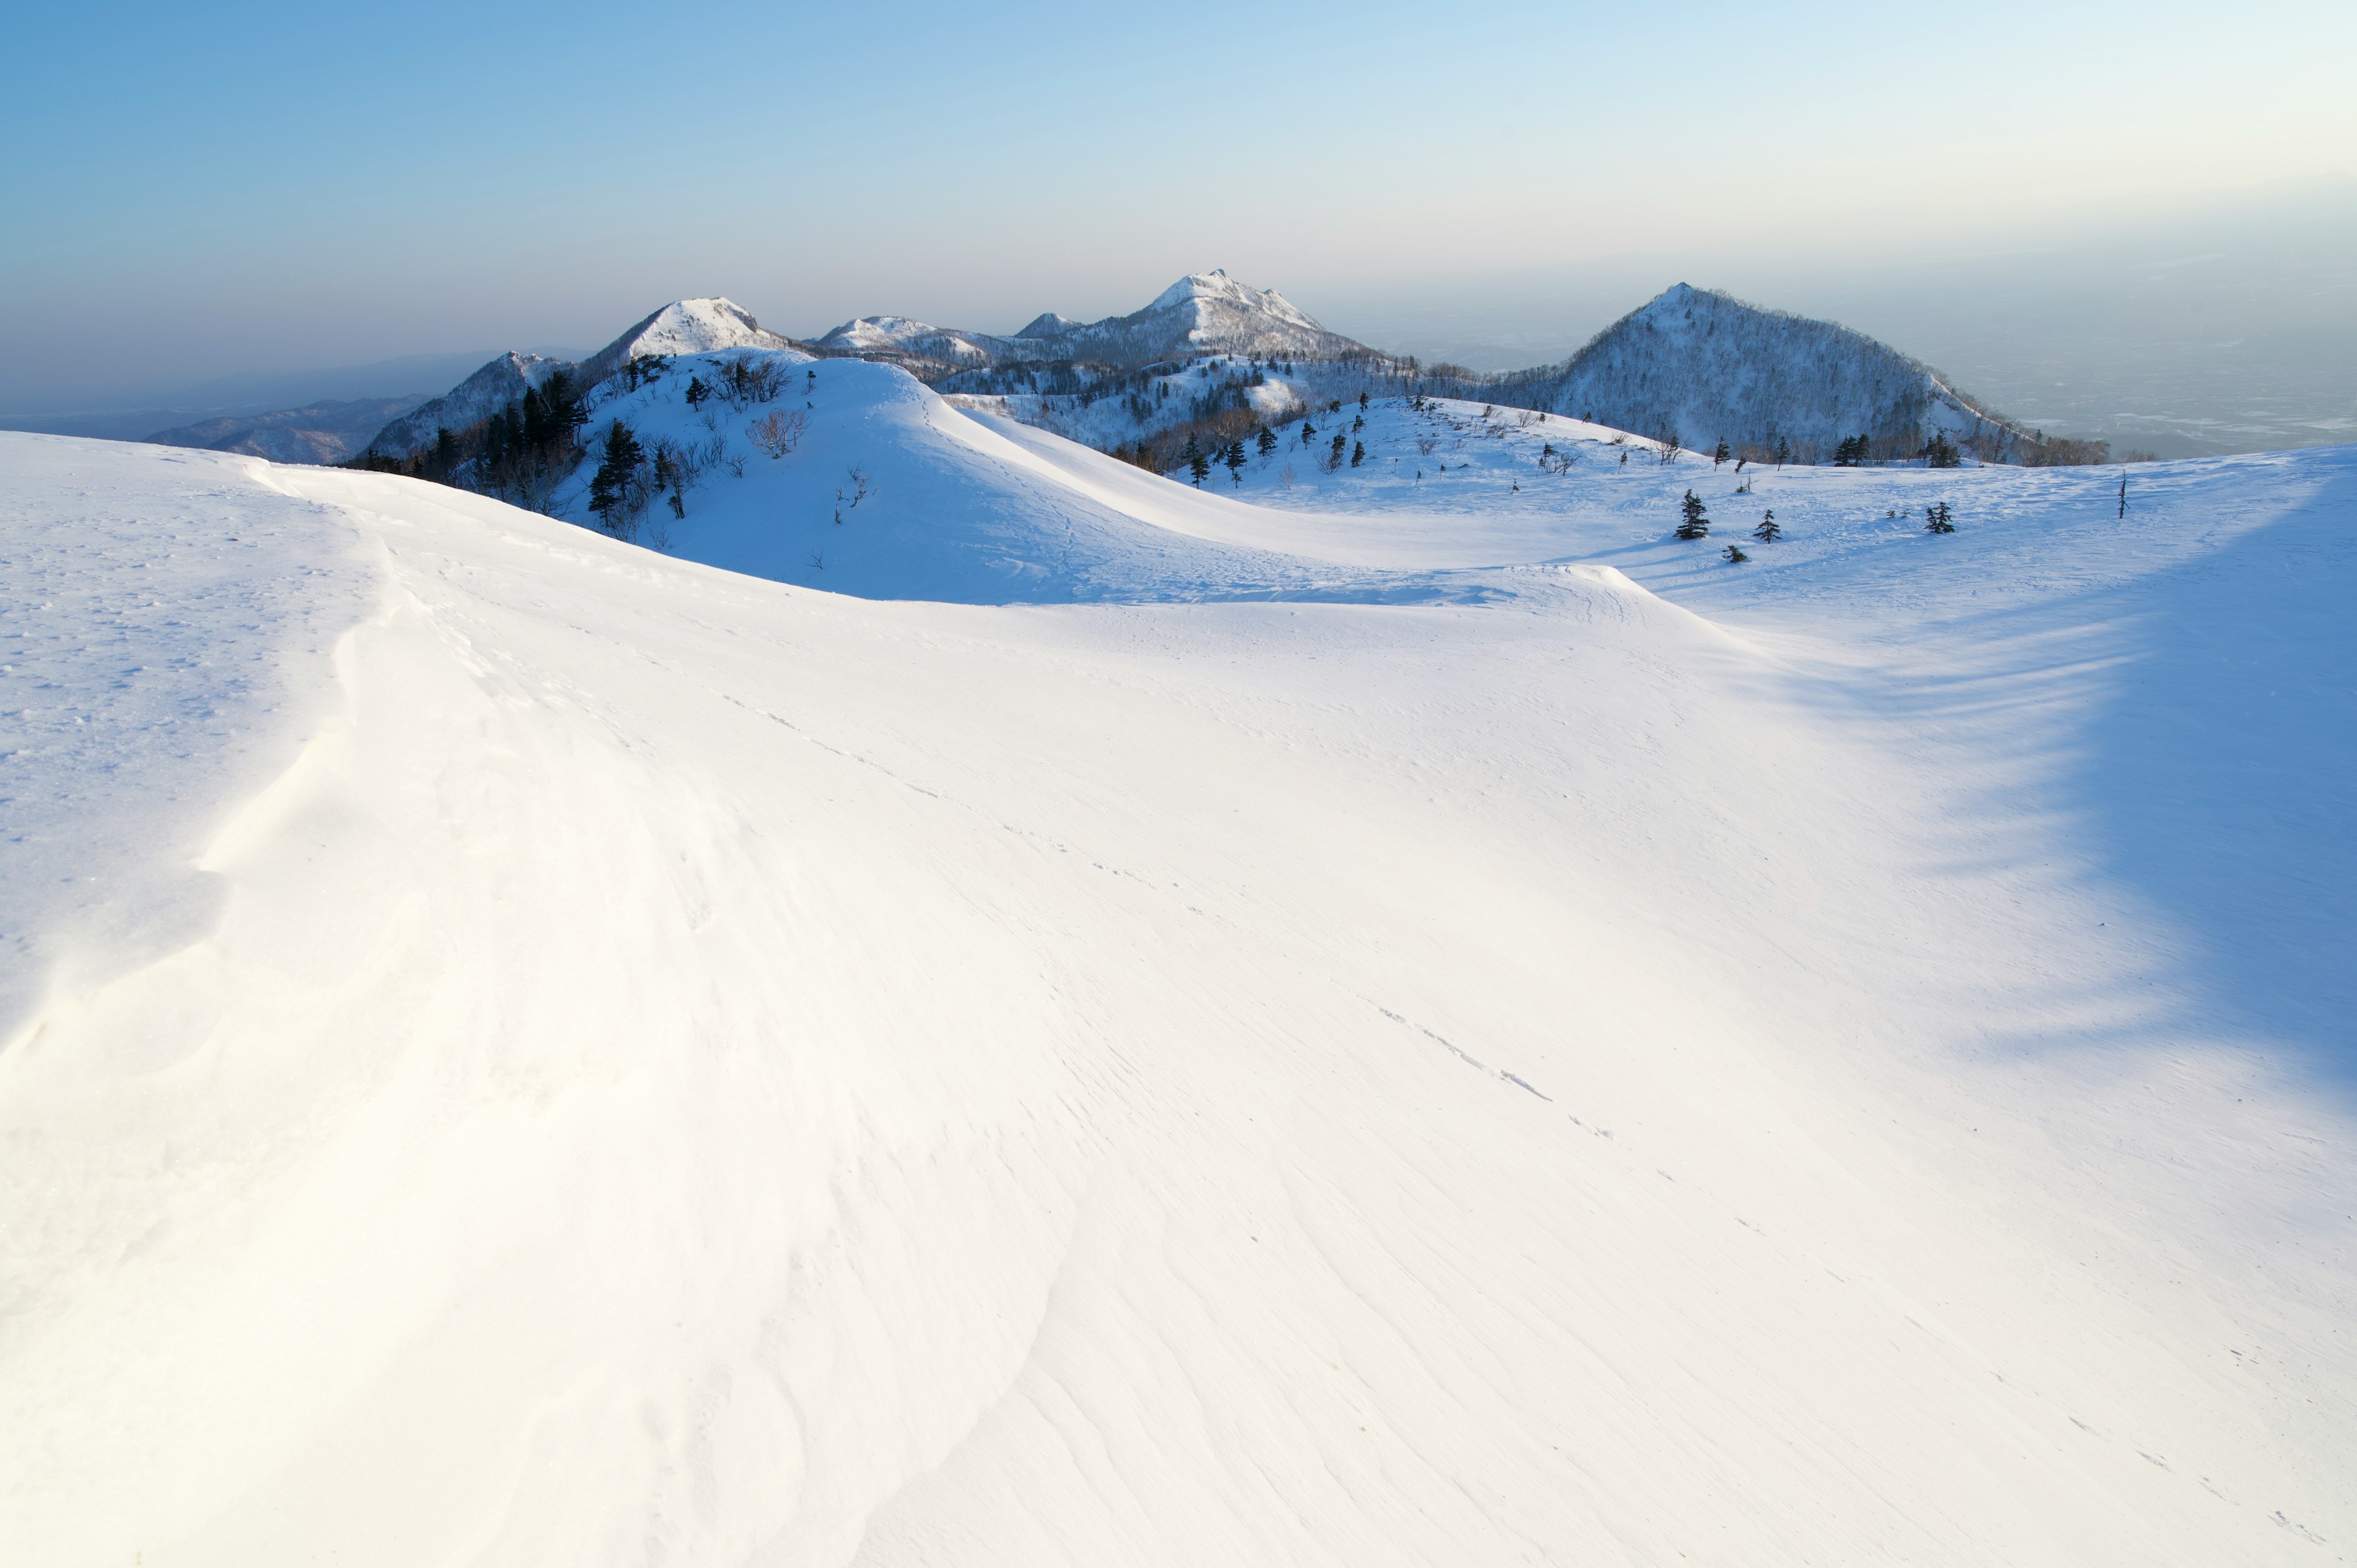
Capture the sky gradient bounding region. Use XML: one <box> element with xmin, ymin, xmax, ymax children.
<box><xmin>6</xmin><ymin>0</ymin><xmax>2353</xmax><ymax>421</ymax></box>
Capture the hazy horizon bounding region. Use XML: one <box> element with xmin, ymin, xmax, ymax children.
<box><xmin>6</xmin><ymin>1</ymin><xmax>2351</xmax><ymax>456</ymax></box>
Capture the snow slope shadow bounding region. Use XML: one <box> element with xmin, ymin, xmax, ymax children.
<box><xmin>2062</xmin><ymin>466</ymin><xmax>2357</xmax><ymax>1078</ymax></box>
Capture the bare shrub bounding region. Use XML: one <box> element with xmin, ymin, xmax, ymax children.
<box><xmin>748</xmin><ymin>409</ymin><xmax>809</xmax><ymax>458</ymax></box>
<box><xmin>716</xmin><ymin>355</ymin><xmax>790</xmax><ymax>410</ymax></box>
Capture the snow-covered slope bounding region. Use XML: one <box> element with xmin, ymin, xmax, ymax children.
<box><xmin>549</xmin><ymin>352</ymin><xmax>1471</xmax><ymax>603</ymax></box>
<box><xmin>1498</xmin><ymin>282</ymin><xmax>2050</xmax><ymax>463</ymax></box>
<box><xmin>2</xmin><ymin>416</ymin><xmax>2352</xmax><ymax>1567</ymax></box>
<box><xmin>368</xmin><ymin>350</ymin><xmax>573</xmax><ymax>457</ymax></box>
<box><xmin>575</xmin><ymin>296</ymin><xmax>795</xmax><ymax>390</ymax></box>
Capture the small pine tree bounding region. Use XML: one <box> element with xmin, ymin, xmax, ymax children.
<box><xmin>1358</xmin><ymin>391</ymin><xmax>1369</xmax><ymax>409</ymax></box>
<box><xmin>1713</xmin><ymin>439</ymin><xmax>1730</xmax><ymax>468</ymax></box>
<box><xmin>1301</xmin><ymin>419</ymin><xmax>1316</xmax><ymax>446</ymax></box>
<box><xmin>1724</xmin><ymin>544</ymin><xmax>1749</xmax><ymax>563</ymax></box>
<box><xmin>1675</xmin><ymin>489</ymin><xmax>1709</xmax><ymax>539</ymax></box>
<box><xmin>1224</xmin><ymin>439</ymin><xmax>1247</xmax><ymax>483</ymax></box>
<box><xmin>1351</xmin><ymin>440</ymin><xmax>1365</xmax><ymax>467</ymax></box>
<box><xmin>1753</xmin><ymin>509</ymin><xmax>1781</xmax><ymax>543</ymax></box>
<box><xmin>1256</xmin><ymin>425</ymin><xmax>1277</xmax><ymax>458</ymax></box>
<box><xmin>1924</xmin><ymin>501</ymin><xmax>1956</xmax><ymax>533</ymax></box>
<box><xmin>1184</xmin><ymin>434</ymin><xmax>1209</xmax><ymax>487</ymax></box>
<box><xmin>1922</xmin><ymin>431</ymin><xmax>1960</xmax><ymax>468</ymax></box>
<box><xmin>1775</xmin><ymin>434</ymin><xmax>1790</xmax><ymax>468</ymax></box>
<box><xmin>684</xmin><ymin>375</ymin><xmax>710</xmax><ymax>409</ymax></box>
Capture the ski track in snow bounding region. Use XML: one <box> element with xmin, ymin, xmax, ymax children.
<box><xmin>1</xmin><ymin>381</ymin><xmax>2352</xmax><ymax>1568</ymax></box>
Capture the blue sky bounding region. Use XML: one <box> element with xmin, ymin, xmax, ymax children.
<box><xmin>5</xmin><ymin>0</ymin><xmax>2353</xmax><ymax>406</ymax></box>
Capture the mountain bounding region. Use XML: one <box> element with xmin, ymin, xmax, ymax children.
<box><xmin>364</xmin><ymin>280</ymin><xmax>2113</xmax><ymax>474</ymax></box>
<box><xmin>366</xmin><ymin>299</ymin><xmax>792</xmax><ymax>458</ymax></box>
<box><xmin>573</xmin><ymin>296</ymin><xmax>795</xmax><ymax>388</ymax></box>
<box><xmin>812</xmin><ymin>315</ymin><xmax>1028</xmax><ymax>368</ymax></box>
<box><xmin>823</xmin><ymin>272</ymin><xmax>1376</xmax><ymax>377</ymax></box>
<box><xmin>145</xmin><ymin>395</ymin><xmax>428</xmax><ymax>465</ymax></box>
<box><xmin>1013</xmin><ymin>269</ymin><xmax>1371</xmax><ymax>367</ymax></box>
<box><xmin>368</xmin><ymin>351</ymin><xmax>575</xmax><ymax>458</ymax></box>
<box><xmin>1493</xmin><ymin>283</ymin><xmax>2075</xmax><ymax>464</ymax></box>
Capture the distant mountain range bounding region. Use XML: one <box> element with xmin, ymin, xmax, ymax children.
<box><xmin>147</xmin><ymin>396</ymin><xmax>429</xmax><ymax>465</ymax></box>
<box><xmin>341</xmin><ymin>273</ymin><xmax>2104</xmax><ymax>467</ymax></box>
<box><xmin>815</xmin><ymin>271</ymin><xmax>1372</xmax><ymax>374</ymax></box>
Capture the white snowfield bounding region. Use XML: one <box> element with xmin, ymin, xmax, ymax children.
<box><xmin>1</xmin><ymin>360</ymin><xmax>2351</xmax><ymax>1567</ymax></box>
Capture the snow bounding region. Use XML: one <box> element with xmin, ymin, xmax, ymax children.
<box><xmin>575</xmin><ymin>297</ymin><xmax>794</xmax><ymax>390</ymax></box>
<box><xmin>1497</xmin><ymin>284</ymin><xmax>2040</xmax><ymax>462</ymax></box>
<box><xmin>370</xmin><ymin>350</ymin><xmax>571</xmax><ymax>458</ymax></box>
<box><xmin>2</xmin><ymin>390</ymin><xmax>2353</xmax><ymax>1567</ymax></box>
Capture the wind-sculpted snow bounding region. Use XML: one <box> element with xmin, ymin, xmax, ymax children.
<box><xmin>1</xmin><ymin>419</ymin><xmax>2351</xmax><ymax>1567</ymax></box>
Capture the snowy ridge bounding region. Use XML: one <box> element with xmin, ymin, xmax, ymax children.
<box><xmin>368</xmin><ymin>350</ymin><xmax>571</xmax><ymax>458</ymax></box>
<box><xmin>2</xmin><ymin>420</ymin><xmax>2353</xmax><ymax>1564</ymax></box>
<box><xmin>549</xmin><ymin>352</ymin><xmax>1464</xmax><ymax>603</ymax></box>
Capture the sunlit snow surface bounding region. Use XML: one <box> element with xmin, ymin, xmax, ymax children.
<box><xmin>1</xmin><ymin>363</ymin><xmax>2351</xmax><ymax>1568</ymax></box>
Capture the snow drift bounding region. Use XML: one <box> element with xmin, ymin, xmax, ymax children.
<box><xmin>1</xmin><ymin>411</ymin><xmax>2351</xmax><ymax>1566</ymax></box>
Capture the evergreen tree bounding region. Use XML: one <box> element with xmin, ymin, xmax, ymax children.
<box><xmin>1301</xmin><ymin>418</ymin><xmax>1316</xmax><ymax>446</ymax></box>
<box><xmin>1724</xmin><ymin>544</ymin><xmax>1749</xmax><ymax>563</ymax></box>
<box><xmin>1184</xmin><ymin>434</ymin><xmax>1209</xmax><ymax>487</ymax></box>
<box><xmin>588</xmin><ymin>420</ymin><xmax>645</xmax><ymax>528</ymax></box>
<box><xmin>1328</xmin><ymin>431</ymin><xmax>1347</xmax><ymax>469</ymax></box>
<box><xmin>1713</xmin><ymin>439</ymin><xmax>1730</xmax><ymax>468</ymax></box>
<box><xmin>1675</xmin><ymin>489</ymin><xmax>1710</xmax><ymax>539</ymax></box>
<box><xmin>1256</xmin><ymin>424</ymin><xmax>1277</xmax><ymax>458</ymax></box>
<box><xmin>684</xmin><ymin>374</ymin><xmax>710</xmax><ymax>409</ymax></box>
<box><xmin>1924</xmin><ymin>501</ymin><xmax>1956</xmax><ymax>533</ymax></box>
<box><xmin>1922</xmin><ymin>431</ymin><xmax>1960</xmax><ymax>468</ymax></box>
<box><xmin>1753</xmin><ymin>509</ymin><xmax>1782</xmax><ymax>543</ymax></box>
<box><xmin>1358</xmin><ymin>391</ymin><xmax>1369</xmax><ymax>409</ymax></box>
<box><xmin>1223</xmin><ymin>439</ymin><xmax>1247</xmax><ymax>483</ymax></box>
<box><xmin>1350</xmin><ymin>440</ymin><xmax>1365</xmax><ymax>467</ymax></box>
<box><xmin>1775</xmin><ymin>435</ymin><xmax>1790</xmax><ymax>468</ymax></box>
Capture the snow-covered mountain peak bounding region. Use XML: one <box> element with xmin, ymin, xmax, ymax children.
<box><xmin>365</xmin><ymin>350</ymin><xmax>574</xmax><ymax>458</ymax></box>
<box><xmin>1147</xmin><ymin>269</ymin><xmax>1323</xmax><ymax>338</ymax></box>
<box><xmin>1498</xmin><ymin>284</ymin><xmax>2062</xmax><ymax>463</ymax></box>
<box><xmin>578</xmin><ymin>297</ymin><xmax>793</xmax><ymax>388</ymax></box>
